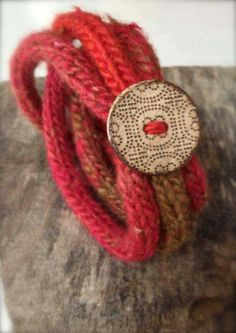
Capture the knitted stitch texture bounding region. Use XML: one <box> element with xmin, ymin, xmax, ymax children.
<box><xmin>10</xmin><ymin>8</ymin><xmax>207</xmax><ymax>261</ymax></box>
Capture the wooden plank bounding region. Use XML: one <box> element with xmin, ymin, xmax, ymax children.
<box><xmin>0</xmin><ymin>67</ymin><xmax>235</xmax><ymax>333</ymax></box>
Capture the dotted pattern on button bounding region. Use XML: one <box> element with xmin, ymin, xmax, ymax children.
<box><xmin>107</xmin><ymin>80</ymin><xmax>200</xmax><ymax>174</ymax></box>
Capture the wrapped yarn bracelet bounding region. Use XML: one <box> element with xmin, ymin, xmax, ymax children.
<box><xmin>10</xmin><ymin>8</ymin><xmax>207</xmax><ymax>262</ymax></box>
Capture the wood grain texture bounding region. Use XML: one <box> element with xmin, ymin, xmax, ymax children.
<box><xmin>0</xmin><ymin>67</ymin><xmax>235</xmax><ymax>333</ymax></box>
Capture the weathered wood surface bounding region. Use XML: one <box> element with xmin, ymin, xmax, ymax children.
<box><xmin>0</xmin><ymin>67</ymin><xmax>235</xmax><ymax>333</ymax></box>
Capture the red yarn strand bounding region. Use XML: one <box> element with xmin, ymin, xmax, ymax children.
<box><xmin>10</xmin><ymin>8</ymin><xmax>207</xmax><ymax>261</ymax></box>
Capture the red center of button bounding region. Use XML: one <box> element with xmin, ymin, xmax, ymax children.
<box><xmin>143</xmin><ymin>120</ymin><xmax>168</xmax><ymax>135</ymax></box>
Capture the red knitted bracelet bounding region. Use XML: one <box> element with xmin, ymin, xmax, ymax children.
<box><xmin>10</xmin><ymin>8</ymin><xmax>207</xmax><ymax>262</ymax></box>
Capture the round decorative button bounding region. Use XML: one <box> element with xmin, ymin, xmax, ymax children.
<box><xmin>107</xmin><ymin>80</ymin><xmax>200</xmax><ymax>174</ymax></box>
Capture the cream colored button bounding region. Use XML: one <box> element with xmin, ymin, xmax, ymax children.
<box><xmin>107</xmin><ymin>80</ymin><xmax>200</xmax><ymax>174</ymax></box>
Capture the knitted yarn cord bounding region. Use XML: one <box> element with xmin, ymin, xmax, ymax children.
<box><xmin>10</xmin><ymin>8</ymin><xmax>207</xmax><ymax>261</ymax></box>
